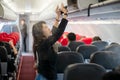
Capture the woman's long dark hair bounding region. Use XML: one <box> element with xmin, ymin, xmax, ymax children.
<box><xmin>32</xmin><ymin>21</ymin><xmax>46</xmax><ymax>61</ymax></box>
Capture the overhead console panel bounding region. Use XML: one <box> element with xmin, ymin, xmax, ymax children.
<box><xmin>0</xmin><ymin>3</ymin><xmax>17</xmax><ymax>21</ymax></box>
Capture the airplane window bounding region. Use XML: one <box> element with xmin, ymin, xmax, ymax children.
<box><xmin>0</xmin><ymin>22</ymin><xmax>19</xmax><ymax>33</ymax></box>
<box><xmin>1</xmin><ymin>25</ymin><xmax>12</xmax><ymax>33</ymax></box>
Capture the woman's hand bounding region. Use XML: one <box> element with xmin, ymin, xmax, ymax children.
<box><xmin>55</xmin><ymin>5</ymin><xmax>61</xmax><ymax>18</ymax></box>
<box><xmin>9</xmin><ymin>40</ymin><xmax>18</xmax><ymax>55</ymax></box>
<box><xmin>54</xmin><ymin>5</ymin><xmax>61</xmax><ymax>27</ymax></box>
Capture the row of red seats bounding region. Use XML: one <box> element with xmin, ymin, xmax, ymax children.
<box><xmin>58</xmin><ymin>32</ymin><xmax>93</xmax><ymax>46</ymax></box>
<box><xmin>0</xmin><ymin>32</ymin><xmax>20</xmax><ymax>45</ymax></box>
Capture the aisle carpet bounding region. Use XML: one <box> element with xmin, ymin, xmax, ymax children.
<box><xmin>18</xmin><ymin>56</ymin><xmax>36</xmax><ymax>80</ymax></box>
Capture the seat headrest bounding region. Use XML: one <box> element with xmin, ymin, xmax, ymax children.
<box><xmin>68</xmin><ymin>41</ymin><xmax>84</xmax><ymax>51</ymax></box>
<box><xmin>76</xmin><ymin>45</ymin><xmax>98</xmax><ymax>59</ymax></box>
<box><xmin>0</xmin><ymin>46</ymin><xmax>8</xmax><ymax>62</ymax></box>
<box><xmin>58</xmin><ymin>46</ymin><xmax>71</xmax><ymax>52</ymax></box>
<box><xmin>103</xmin><ymin>45</ymin><xmax>120</xmax><ymax>54</ymax></box>
<box><xmin>57</xmin><ymin>51</ymin><xmax>84</xmax><ymax>73</ymax></box>
<box><xmin>64</xmin><ymin>63</ymin><xmax>106</xmax><ymax>80</ymax></box>
<box><xmin>92</xmin><ymin>41</ymin><xmax>108</xmax><ymax>51</ymax></box>
<box><xmin>90</xmin><ymin>51</ymin><xmax>120</xmax><ymax>69</ymax></box>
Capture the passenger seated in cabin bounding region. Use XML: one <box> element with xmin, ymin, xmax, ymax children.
<box><xmin>0</xmin><ymin>46</ymin><xmax>16</xmax><ymax>73</ymax></box>
<box><xmin>0</xmin><ymin>41</ymin><xmax>18</xmax><ymax>57</ymax></box>
<box><xmin>67</xmin><ymin>32</ymin><xmax>76</xmax><ymax>43</ymax></box>
<box><xmin>0</xmin><ymin>41</ymin><xmax>17</xmax><ymax>73</ymax></box>
<box><xmin>102</xmin><ymin>71</ymin><xmax>120</xmax><ymax>80</ymax></box>
<box><xmin>9</xmin><ymin>40</ymin><xmax>18</xmax><ymax>56</ymax></box>
<box><xmin>67</xmin><ymin>32</ymin><xmax>85</xmax><ymax>51</ymax></box>
<box><xmin>93</xmin><ymin>36</ymin><xmax>102</xmax><ymax>41</ymax></box>
<box><xmin>8</xmin><ymin>41</ymin><xmax>17</xmax><ymax>72</ymax></box>
<box><xmin>32</xmin><ymin>4</ymin><xmax>68</xmax><ymax>80</ymax></box>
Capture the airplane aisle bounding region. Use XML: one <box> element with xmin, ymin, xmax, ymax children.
<box><xmin>17</xmin><ymin>54</ymin><xmax>36</xmax><ymax>80</ymax></box>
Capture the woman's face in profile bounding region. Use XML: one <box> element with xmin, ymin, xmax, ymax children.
<box><xmin>42</xmin><ymin>23</ymin><xmax>52</xmax><ymax>38</ymax></box>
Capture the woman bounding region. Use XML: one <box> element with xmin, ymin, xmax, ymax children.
<box><xmin>32</xmin><ymin>4</ymin><xmax>68</xmax><ymax>80</ymax></box>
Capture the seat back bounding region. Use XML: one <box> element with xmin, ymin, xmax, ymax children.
<box><xmin>68</xmin><ymin>41</ymin><xmax>84</xmax><ymax>51</ymax></box>
<box><xmin>64</xmin><ymin>63</ymin><xmax>106</xmax><ymax>80</ymax></box>
<box><xmin>90</xmin><ymin>51</ymin><xmax>120</xmax><ymax>69</ymax></box>
<box><xmin>56</xmin><ymin>51</ymin><xmax>84</xmax><ymax>73</ymax></box>
<box><xmin>0</xmin><ymin>46</ymin><xmax>8</xmax><ymax>62</ymax></box>
<box><xmin>76</xmin><ymin>45</ymin><xmax>98</xmax><ymax>59</ymax></box>
<box><xmin>103</xmin><ymin>45</ymin><xmax>120</xmax><ymax>54</ymax></box>
<box><xmin>92</xmin><ymin>41</ymin><xmax>108</xmax><ymax>51</ymax></box>
<box><xmin>0</xmin><ymin>46</ymin><xmax>8</xmax><ymax>78</ymax></box>
<box><xmin>58</xmin><ymin>46</ymin><xmax>71</xmax><ymax>52</ymax></box>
